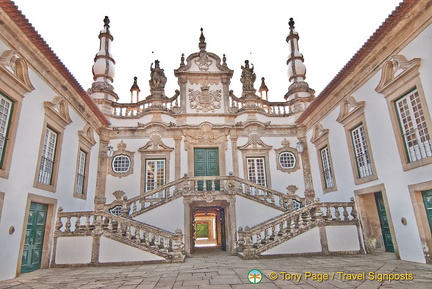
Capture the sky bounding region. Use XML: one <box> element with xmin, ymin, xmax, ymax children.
<box><xmin>12</xmin><ymin>0</ymin><xmax>402</xmax><ymax>103</ymax></box>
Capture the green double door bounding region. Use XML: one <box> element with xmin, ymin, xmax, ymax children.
<box><xmin>21</xmin><ymin>202</ymin><xmax>48</xmax><ymax>273</ymax></box>
<box><xmin>422</xmin><ymin>190</ymin><xmax>432</xmax><ymax>234</ymax></box>
<box><xmin>194</xmin><ymin>148</ymin><xmax>220</xmax><ymax>190</ymax></box>
<box><xmin>374</xmin><ymin>192</ymin><xmax>394</xmax><ymax>253</ymax></box>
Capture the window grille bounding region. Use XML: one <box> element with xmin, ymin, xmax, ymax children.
<box><xmin>351</xmin><ymin>125</ymin><xmax>373</xmax><ymax>178</ymax></box>
<box><xmin>395</xmin><ymin>89</ymin><xmax>432</xmax><ymax>162</ymax></box>
<box><xmin>75</xmin><ymin>150</ymin><xmax>87</xmax><ymax>194</ymax></box>
<box><xmin>112</xmin><ymin>154</ymin><xmax>131</xmax><ymax>173</ymax></box>
<box><xmin>279</xmin><ymin>151</ymin><xmax>296</xmax><ymax>169</ymax></box>
<box><xmin>320</xmin><ymin>146</ymin><xmax>334</xmax><ymax>189</ymax></box>
<box><xmin>146</xmin><ymin>159</ymin><xmax>165</xmax><ymax>192</ymax></box>
<box><xmin>0</xmin><ymin>95</ymin><xmax>13</xmax><ymax>166</ymax></box>
<box><xmin>38</xmin><ymin>127</ymin><xmax>57</xmax><ymax>184</ymax></box>
<box><xmin>247</xmin><ymin>157</ymin><xmax>267</xmax><ymax>187</ymax></box>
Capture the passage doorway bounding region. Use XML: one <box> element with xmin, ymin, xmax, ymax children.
<box><xmin>192</xmin><ymin>207</ymin><xmax>226</xmax><ymax>251</ymax></box>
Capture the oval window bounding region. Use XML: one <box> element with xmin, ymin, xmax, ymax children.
<box><xmin>279</xmin><ymin>151</ymin><xmax>296</xmax><ymax>169</ymax></box>
<box><xmin>111</xmin><ymin>154</ymin><xmax>131</xmax><ymax>173</ymax></box>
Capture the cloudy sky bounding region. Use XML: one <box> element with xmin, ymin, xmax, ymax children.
<box><xmin>13</xmin><ymin>0</ymin><xmax>401</xmax><ymax>102</ymax></box>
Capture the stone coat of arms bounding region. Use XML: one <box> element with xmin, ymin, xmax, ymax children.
<box><xmin>189</xmin><ymin>85</ymin><xmax>221</xmax><ymax>112</ymax></box>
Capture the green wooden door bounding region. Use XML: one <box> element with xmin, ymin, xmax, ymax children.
<box><xmin>374</xmin><ymin>192</ymin><xmax>394</xmax><ymax>253</ymax></box>
<box><xmin>194</xmin><ymin>148</ymin><xmax>220</xmax><ymax>190</ymax></box>
<box><xmin>21</xmin><ymin>202</ymin><xmax>48</xmax><ymax>273</ymax></box>
<box><xmin>422</xmin><ymin>190</ymin><xmax>432</xmax><ymax>233</ymax></box>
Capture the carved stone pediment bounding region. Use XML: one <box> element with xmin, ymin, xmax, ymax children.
<box><xmin>78</xmin><ymin>124</ymin><xmax>97</xmax><ymax>149</ymax></box>
<box><xmin>336</xmin><ymin>95</ymin><xmax>365</xmax><ymax>125</ymax></box>
<box><xmin>183</xmin><ymin>122</ymin><xmax>228</xmax><ymax>145</ymax></box>
<box><xmin>139</xmin><ymin>133</ymin><xmax>174</xmax><ymax>152</ymax></box>
<box><xmin>44</xmin><ymin>96</ymin><xmax>72</xmax><ymax>128</ymax></box>
<box><xmin>238</xmin><ymin>133</ymin><xmax>272</xmax><ymax>150</ymax></box>
<box><xmin>0</xmin><ymin>50</ymin><xmax>34</xmax><ymax>94</ymax></box>
<box><xmin>310</xmin><ymin>123</ymin><xmax>329</xmax><ymax>145</ymax></box>
<box><xmin>376</xmin><ymin>55</ymin><xmax>421</xmax><ymax>94</ymax></box>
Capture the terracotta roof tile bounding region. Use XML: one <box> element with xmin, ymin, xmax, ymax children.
<box><xmin>1</xmin><ymin>0</ymin><xmax>110</xmax><ymax>126</ymax></box>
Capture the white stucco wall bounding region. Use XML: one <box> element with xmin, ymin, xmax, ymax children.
<box><xmin>235</xmin><ymin>195</ymin><xmax>282</xmax><ymax>228</ymax></box>
<box><xmin>306</xmin><ymin>24</ymin><xmax>432</xmax><ymax>264</ymax></box>
<box><xmin>55</xmin><ymin>237</ymin><xmax>92</xmax><ymax>264</ymax></box>
<box><xmin>262</xmin><ymin>227</ymin><xmax>322</xmax><ymax>255</ymax></box>
<box><xmin>133</xmin><ymin>197</ymin><xmax>184</xmax><ymax>233</ymax></box>
<box><xmin>99</xmin><ymin>237</ymin><xmax>165</xmax><ymax>263</ymax></box>
<box><xmin>326</xmin><ymin>226</ymin><xmax>360</xmax><ymax>252</ymax></box>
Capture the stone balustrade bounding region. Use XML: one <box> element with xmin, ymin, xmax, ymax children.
<box><xmin>55</xmin><ymin>209</ymin><xmax>185</xmax><ymax>261</ymax></box>
<box><xmin>111</xmin><ymin>91</ymin><xmax>180</xmax><ymax>118</ymax></box>
<box><xmin>105</xmin><ymin>174</ymin><xmax>306</xmax><ymax>218</ymax></box>
<box><xmin>237</xmin><ymin>200</ymin><xmax>358</xmax><ymax>258</ymax></box>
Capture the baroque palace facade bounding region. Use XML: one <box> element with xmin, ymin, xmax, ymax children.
<box><xmin>0</xmin><ymin>0</ymin><xmax>431</xmax><ymax>280</ymax></box>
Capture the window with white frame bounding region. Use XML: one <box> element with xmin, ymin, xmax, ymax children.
<box><xmin>111</xmin><ymin>154</ymin><xmax>131</xmax><ymax>173</ymax></box>
<box><xmin>75</xmin><ymin>150</ymin><xmax>87</xmax><ymax>195</ymax></box>
<box><xmin>37</xmin><ymin>127</ymin><xmax>58</xmax><ymax>185</ymax></box>
<box><xmin>395</xmin><ymin>88</ymin><xmax>432</xmax><ymax>163</ymax></box>
<box><xmin>351</xmin><ymin>124</ymin><xmax>373</xmax><ymax>178</ymax></box>
<box><xmin>145</xmin><ymin>159</ymin><xmax>165</xmax><ymax>192</ymax></box>
<box><xmin>247</xmin><ymin>157</ymin><xmax>267</xmax><ymax>187</ymax></box>
<box><xmin>320</xmin><ymin>146</ymin><xmax>335</xmax><ymax>189</ymax></box>
<box><xmin>0</xmin><ymin>94</ymin><xmax>13</xmax><ymax>168</ymax></box>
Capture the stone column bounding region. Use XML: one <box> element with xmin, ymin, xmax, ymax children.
<box><xmin>174</xmin><ymin>135</ymin><xmax>182</xmax><ymax>181</ymax></box>
<box><xmin>299</xmin><ymin>135</ymin><xmax>315</xmax><ymax>203</ymax></box>
<box><xmin>94</xmin><ymin>132</ymin><xmax>110</xmax><ymax>211</ymax></box>
<box><xmin>230</xmin><ymin>135</ymin><xmax>239</xmax><ymax>176</ymax></box>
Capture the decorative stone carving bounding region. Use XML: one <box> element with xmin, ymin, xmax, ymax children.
<box><xmin>336</xmin><ymin>95</ymin><xmax>365</xmax><ymax>124</ymax></box>
<box><xmin>183</xmin><ymin>122</ymin><xmax>227</xmax><ymax>144</ymax></box>
<box><xmin>274</xmin><ymin>138</ymin><xmax>300</xmax><ymax>173</ymax></box>
<box><xmin>189</xmin><ymin>85</ymin><xmax>221</xmax><ymax>112</ymax></box>
<box><xmin>376</xmin><ymin>55</ymin><xmax>421</xmax><ymax>94</ymax></box>
<box><xmin>149</xmin><ymin>60</ymin><xmax>167</xmax><ymax>92</ymax></box>
<box><xmin>240</xmin><ymin>60</ymin><xmax>256</xmax><ymax>93</ymax></box>
<box><xmin>195</xmin><ymin>52</ymin><xmax>213</xmax><ymax>71</ymax></box>
<box><xmin>238</xmin><ymin>133</ymin><xmax>272</xmax><ymax>150</ymax></box>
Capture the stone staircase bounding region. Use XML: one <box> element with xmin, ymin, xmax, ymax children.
<box><xmin>104</xmin><ymin>173</ymin><xmax>306</xmax><ymax>218</ymax></box>
<box><xmin>236</xmin><ymin>200</ymin><xmax>359</xmax><ymax>259</ymax></box>
<box><xmin>54</xmin><ymin>209</ymin><xmax>184</xmax><ymax>262</ymax></box>
<box><xmin>54</xmin><ymin>175</ymin><xmax>359</xmax><ymax>264</ymax></box>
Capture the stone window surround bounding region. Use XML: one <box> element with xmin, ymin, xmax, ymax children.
<box><xmin>73</xmin><ymin>125</ymin><xmax>96</xmax><ymax>200</ymax></box>
<box><xmin>274</xmin><ymin>139</ymin><xmax>300</xmax><ymax>173</ymax></box>
<box><xmin>139</xmin><ymin>135</ymin><xmax>173</xmax><ymax>194</ymax></box>
<box><xmin>336</xmin><ymin>96</ymin><xmax>378</xmax><ymax>185</ymax></box>
<box><xmin>33</xmin><ymin>97</ymin><xmax>72</xmax><ymax>192</ymax></box>
<box><xmin>108</xmin><ymin>141</ymin><xmax>134</xmax><ymax>178</ymax></box>
<box><xmin>375</xmin><ymin>55</ymin><xmax>432</xmax><ymax>171</ymax></box>
<box><xmin>238</xmin><ymin>133</ymin><xmax>272</xmax><ymax>188</ymax></box>
<box><xmin>0</xmin><ymin>51</ymin><xmax>34</xmax><ymax>179</ymax></box>
<box><xmin>310</xmin><ymin>124</ymin><xmax>337</xmax><ymax>194</ymax></box>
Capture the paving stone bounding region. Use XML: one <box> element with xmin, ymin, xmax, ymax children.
<box><xmin>1</xmin><ymin>250</ymin><xmax>431</xmax><ymax>289</ymax></box>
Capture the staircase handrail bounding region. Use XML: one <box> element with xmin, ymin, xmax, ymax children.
<box><xmin>105</xmin><ymin>174</ymin><xmax>306</xmax><ymax>217</ymax></box>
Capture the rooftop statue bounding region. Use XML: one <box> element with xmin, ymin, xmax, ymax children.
<box><xmin>240</xmin><ymin>60</ymin><xmax>256</xmax><ymax>92</ymax></box>
<box><xmin>149</xmin><ymin>60</ymin><xmax>167</xmax><ymax>91</ymax></box>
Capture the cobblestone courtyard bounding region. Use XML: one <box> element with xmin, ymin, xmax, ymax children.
<box><xmin>1</xmin><ymin>250</ymin><xmax>431</xmax><ymax>289</ymax></box>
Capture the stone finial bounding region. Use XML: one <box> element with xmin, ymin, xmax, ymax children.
<box><xmin>180</xmin><ymin>53</ymin><xmax>185</xmax><ymax>66</ymax></box>
<box><xmin>199</xmin><ymin>27</ymin><xmax>206</xmax><ymax>51</ymax></box>
<box><xmin>289</xmin><ymin>17</ymin><xmax>295</xmax><ymax>30</ymax></box>
<box><xmin>130</xmin><ymin>76</ymin><xmax>140</xmax><ymax>92</ymax></box>
<box><xmin>222</xmin><ymin>54</ymin><xmax>227</xmax><ymax>66</ymax></box>
<box><xmin>104</xmin><ymin>16</ymin><xmax>110</xmax><ymax>30</ymax></box>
